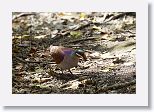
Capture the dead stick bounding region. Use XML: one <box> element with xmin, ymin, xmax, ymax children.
<box><xmin>105</xmin><ymin>12</ymin><xmax>136</xmax><ymax>23</ymax></box>
<box><xmin>12</xmin><ymin>13</ymin><xmax>36</xmax><ymax>21</ymax></box>
<box><xmin>14</xmin><ymin>56</ymin><xmax>55</xmax><ymax>64</ymax></box>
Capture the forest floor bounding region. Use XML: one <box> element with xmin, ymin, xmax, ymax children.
<box><xmin>12</xmin><ymin>12</ymin><xmax>136</xmax><ymax>94</ymax></box>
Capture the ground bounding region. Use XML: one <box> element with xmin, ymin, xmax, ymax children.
<box><xmin>12</xmin><ymin>12</ymin><xmax>136</xmax><ymax>94</ymax></box>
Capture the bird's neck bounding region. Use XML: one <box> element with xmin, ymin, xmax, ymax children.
<box><xmin>62</xmin><ymin>49</ymin><xmax>75</xmax><ymax>56</ymax></box>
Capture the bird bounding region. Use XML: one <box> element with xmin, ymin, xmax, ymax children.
<box><xmin>45</xmin><ymin>45</ymin><xmax>87</xmax><ymax>75</ymax></box>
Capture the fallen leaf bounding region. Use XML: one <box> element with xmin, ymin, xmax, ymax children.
<box><xmin>15</xmin><ymin>63</ymin><xmax>23</xmax><ymax>70</ymax></box>
<box><xmin>92</xmin><ymin>26</ymin><xmax>102</xmax><ymax>31</ymax></box>
<box><xmin>101</xmin><ymin>69</ymin><xmax>110</xmax><ymax>72</ymax></box>
<box><xmin>79</xmin><ymin>12</ymin><xmax>87</xmax><ymax>20</ymax></box>
<box><xmin>123</xmin><ymin>62</ymin><xmax>134</xmax><ymax>66</ymax></box>
<box><xmin>89</xmin><ymin>52</ymin><xmax>101</xmax><ymax>59</ymax></box>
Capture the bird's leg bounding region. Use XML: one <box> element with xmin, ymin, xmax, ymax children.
<box><xmin>68</xmin><ymin>69</ymin><xmax>73</xmax><ymax>75</ymax></box>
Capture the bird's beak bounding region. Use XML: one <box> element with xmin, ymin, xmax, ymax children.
<box><xmin>76</xmin><ymin>52</ymin><xmax>87</xmax><ymax>61</ymax></box>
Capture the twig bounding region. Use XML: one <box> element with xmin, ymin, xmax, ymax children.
<box><xmin>14</xmin><ymin>56</ymin><xmax>55</xmax><ymax>64</ymax></box>
<box><xmin>105</xmin><ymin>12</ymin><xmax>136</xmax><ymax>23</ymax></box>
<box><xmin>12</xmin><ymin>13</ymin><xmax>36</xmax><ymax>21</ymax></box>
<box><xmin>73</xmin><ymin>22</ymin><xmax>92</xmax><ymax>31</ymax></box>
<box><xmin>65</xmin><ymin>45</ymin><xmax>83</xmax><ymax>47</ymax></box>
<box><xmin>97</xmin><ymin>80</ymin><xmax>136</xmax><ymax>93</ymax></box>
<box><xmin>68</xmin><ymin>37</ymin><xmax>98</xmax><ymax>43</ymax></box>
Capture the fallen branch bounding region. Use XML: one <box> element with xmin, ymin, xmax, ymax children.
<box><xmin>97</xmin><ymin>80</ymin><xmax>136</xmax><ymax>93</ymax></box>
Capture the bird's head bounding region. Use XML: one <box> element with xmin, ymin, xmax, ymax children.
<box><xmin>74</xmin><ymin>49</ymin><xmax>87</xmax><ymax>61</ymax></box>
